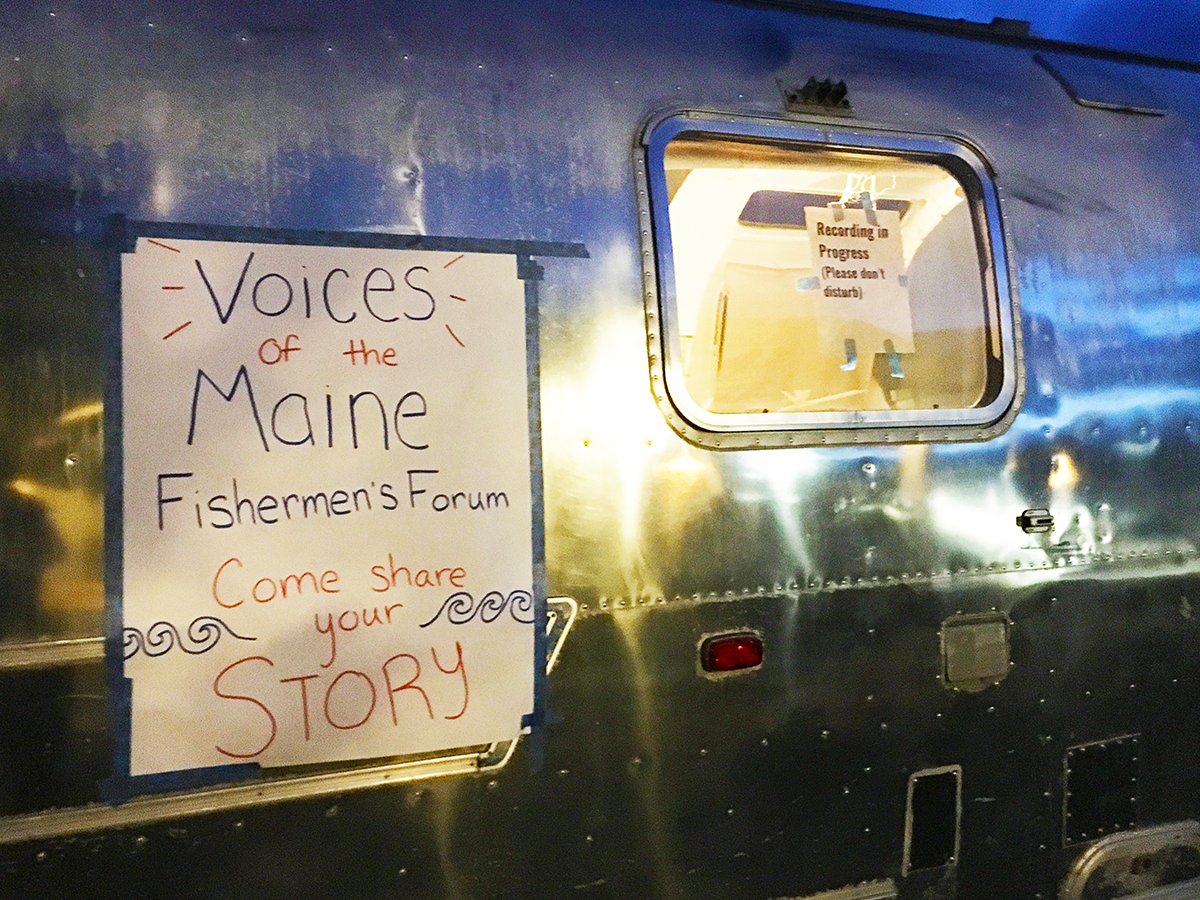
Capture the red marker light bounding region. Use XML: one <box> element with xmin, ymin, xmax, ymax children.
<box><xmin>701</xmin><ymin>633</ymin><xmax>764</xmax><ymax>672</ymax></box>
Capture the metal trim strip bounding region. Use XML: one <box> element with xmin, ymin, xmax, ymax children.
<box><xmin>0</xmin><ymin>637</ymin><xmax>104</xmax><ymax>671</ymax></box>
<box><xmin>0</xmin><ymin>747</ymin><xmax>498</xmax><ymax>846</ymax></box>
<box><xmin>776</xmin><ymin>878</ymin><xmax>897</xmax><ymax>900</ymax></box>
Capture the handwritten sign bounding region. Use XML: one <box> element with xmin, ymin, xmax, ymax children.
<box><xmin>119</xmin><ymin>233</ymin><xmax>535</xmax><ymax>776</ymax></box>
<box><xmin>806</xmin><ymin>207</ymin><xmax>913</xmax><ymax>360</ymax></box>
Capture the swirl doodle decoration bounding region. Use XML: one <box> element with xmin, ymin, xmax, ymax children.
<box><xmin>419</xmin><ymin>590</ymin><xmax>535</xmax><ymax>628</ymax></box>
<box><xmin>123</xmin><ymin>616</ymin><xmax>257</xmax><ymax>660</ymax></box>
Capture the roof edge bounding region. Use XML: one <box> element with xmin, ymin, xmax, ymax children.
<box><xmin>735</xmin><ymin>0</ymin><xmax>1200</xmax><ymax>74</ymax></box>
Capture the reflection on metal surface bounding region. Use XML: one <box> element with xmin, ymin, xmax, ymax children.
<box><xmin>604</xmin><ymin>605</ymin><xmax>688</xmax><ymax>899</ymax></box>
<box><xmin>0</xmin><ymin>636</ymin><xmax>103</xmax><ymax>670</ymax></box>
<box><xmin>1049</xmin><ymin>451</ymin><xmax>1080</xmax><ymax>490</ymax></box>
<box><xmin>774</xmin><ymin>878</ymin><xmax>897</xmax><ymax>900</ymax></box>
<box><xmin>542</xmin><ymin>301</ymin><xmax>683</xmax><ymax>604</ymax></box>
<box><xmin>1061</xmin><ymin>820</ymin><xmax>1200</xmax><ymax>900</ymax></box>
<box><xmin>57</xmin><ymin>402</ymin><xmax>103</xmax><ymax>426</ymax></box>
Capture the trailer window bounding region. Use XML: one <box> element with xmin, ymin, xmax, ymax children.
<box><xmin>639</xmin><ymin>115</ymin><xmax>1020</xmax><ymax>448</ymax></box>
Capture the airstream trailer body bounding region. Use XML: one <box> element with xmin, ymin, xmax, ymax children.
<box><xmin>2</xmin><ymin>2</ymin><xmax>1200</xmax><ymax>899</ymax></box>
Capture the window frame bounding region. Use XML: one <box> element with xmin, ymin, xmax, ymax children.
<box><xmin>636</xmin><ymin>110</ymin><xmax>1023</xmax><ymax>449</ymax></box>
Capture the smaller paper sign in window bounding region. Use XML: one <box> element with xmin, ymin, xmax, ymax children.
<box><xmin>643</xmin><ymin>117</ymin><xmax>1018</xmax><ymax>444</ymax></box>
<box><xmin>807</xmin><ymin>204</ymin><xmax>912</xmax><ymax>378</ymax></box>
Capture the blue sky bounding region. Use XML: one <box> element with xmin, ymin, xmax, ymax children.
<box><xmin>850</xmin><ymin>0</ymin><xmax>1200</xmax><ymax>62</ymax></box>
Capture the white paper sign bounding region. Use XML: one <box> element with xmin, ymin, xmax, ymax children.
<box><xmin>806</xmin><ymin>207</ymin><xmax>914</xmax><ymax>357</ymax></box>
<box><xmin>120</xmin><ymin>235</ymin><xmax>534</xmax><ymax>776</ymax></box>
